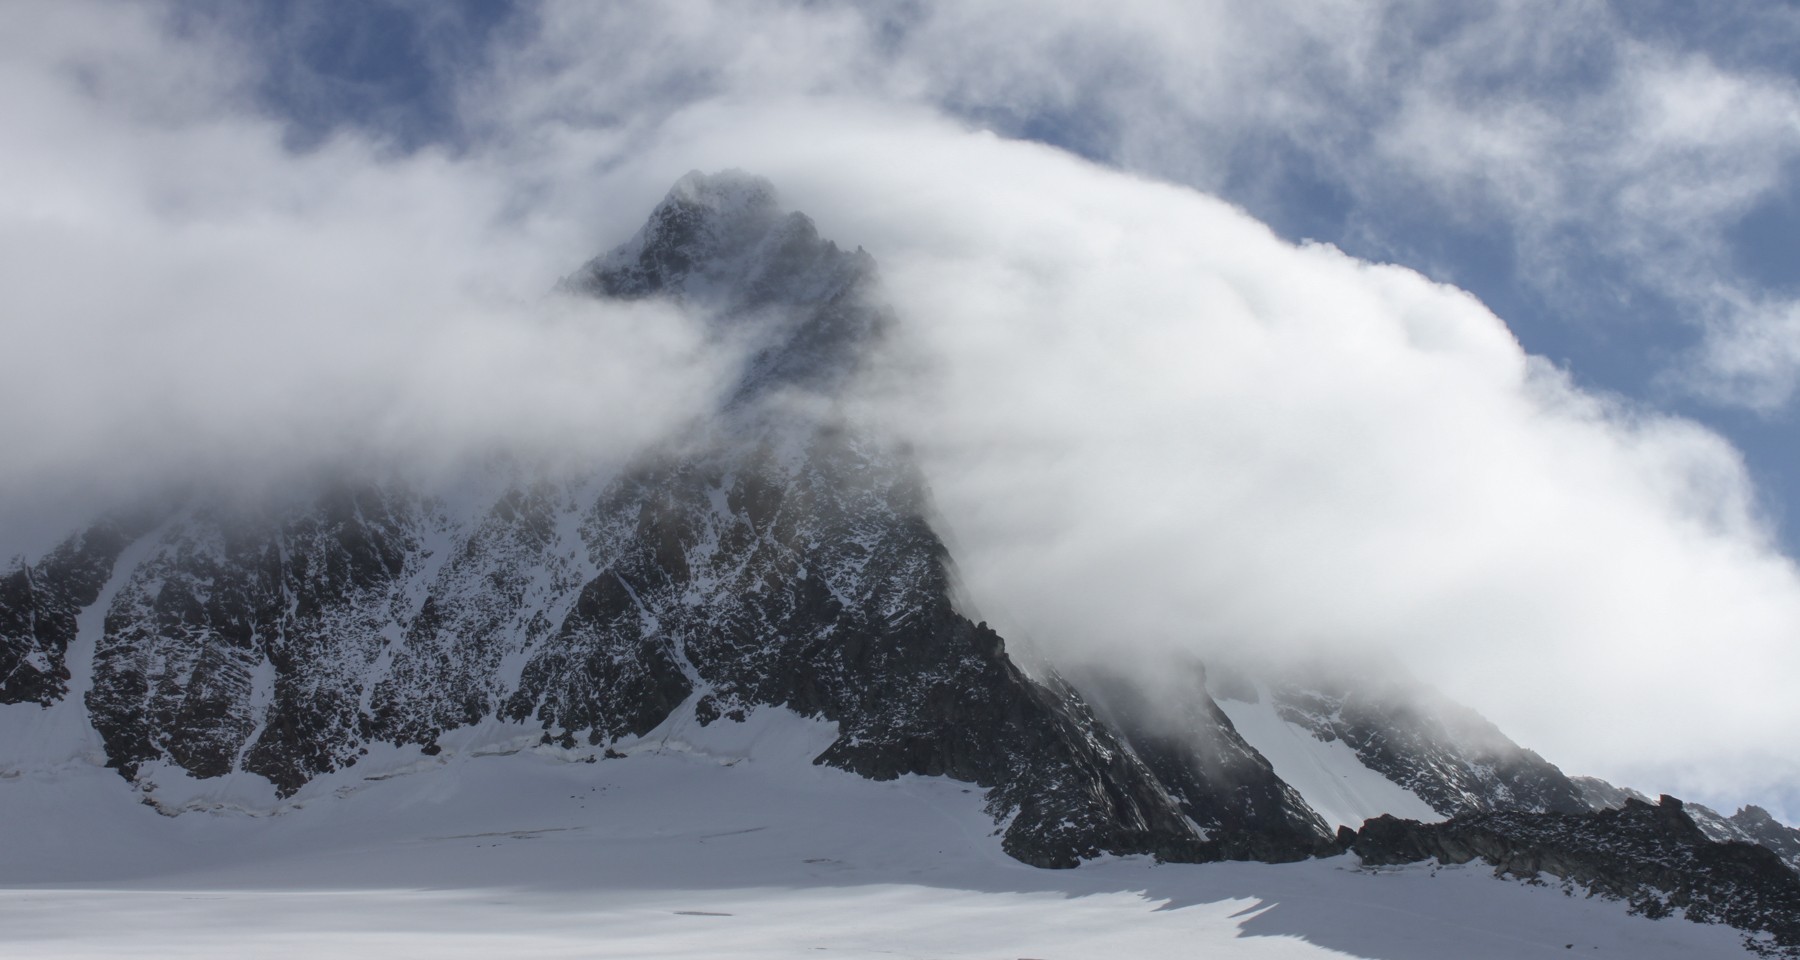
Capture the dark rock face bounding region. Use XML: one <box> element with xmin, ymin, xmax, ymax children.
<box><xmin>482</xmin><ymin>423</ymin><xmax>1221</xmax><ymax>868</ymax></box>
<box><xmin>1676</xmin><ymin>801</ymin><xmax>1800</xmax><ymax>878</ymax></box>
<box><xmin>1073</xmin><ymin>666</ymin><xmax>1337</xmax><ymax>862</ymax></box>
<box><xmin>559</xmin><ymin>169</ymin><xmax>886</xmax><ymax>404</ymax></box>
<box><xmin>560</xmin><ymin>172</ymin><xmax>785</xmax><ymax>301</ymax></box>
<box><xmin>83</xmin><ymin>486</ymin><xmax>431</xmax><ymax>791</ymax></box>
<box><xmin>88</xmin><ymin>512</ymin><xmax>279</xmax><ymax>781</ymax></box>
<box><xmin>1352</xmin><ymin>795</ymin><xmax>1800</xmax><ymax>955</ymax></box>
<box><xmin>0</xmin><ymin>518</ymin><xmax>145</xmax><ymax>705</ymax></box>
<box><xmin>1717</xmin><ymin>806</ymin><xmax>1800</xmax><ymax>877</ymax></box>
<box><xmin>364</xmin><ymin>480</ymin><xmax>587</xmax><ymax>753</ymax></box>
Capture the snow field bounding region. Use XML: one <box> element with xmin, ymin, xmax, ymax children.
<box><xmin>0</xmin><ymin>701</ymin><xmax>1758</xmax><ymax>958</ymax></box>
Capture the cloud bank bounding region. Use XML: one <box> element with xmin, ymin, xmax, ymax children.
<box><xmin>478</xmin><ymin>0</ymin><xmax>1800</xmax><ymax>411</ymax></box>
<box><xmin>622</xmin><ymin>106</ymin><xmax>1800</xmax><ymax>809</ymax></box>
<box><xmin>3</xmin><ymin>2</ymin><xmax>1799</xmax><ymax>817</ymax></box>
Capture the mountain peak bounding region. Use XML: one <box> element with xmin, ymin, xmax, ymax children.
<box><xmin>560</xmin><ymin>169</ymin><xmax>807</xmax><ymax>302</ymax></box>
<box><xmin>664</xmin><ymin>168</ymin><xmax>779</xmax><ymax>220</ymax></box>
<box><xmin>560</xmin><ymin>171</ymin><xmax>886</xmax><ymax>403</ymax></box>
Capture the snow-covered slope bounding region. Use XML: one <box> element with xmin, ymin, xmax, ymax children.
<box><xmin>1207</xmin><ymin>658</ymin><xmax>1590</xmax><ymax>821</ymax></box>
<box><xmin>1215</xmin><ymin>686</ymin><xmax>1441</xmax><ymax>831</ymax></box>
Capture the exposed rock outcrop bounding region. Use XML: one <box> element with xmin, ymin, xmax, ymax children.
<box><xmin>1351</xmin><ymin>795</ymin><xmax>1800</xmax><ymax>955</ymax></box>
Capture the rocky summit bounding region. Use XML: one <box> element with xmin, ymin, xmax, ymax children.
<box><xmin>3</xmin><ymin>171</ymin><xmax>1798</xmax><ymax>945</ymax></box>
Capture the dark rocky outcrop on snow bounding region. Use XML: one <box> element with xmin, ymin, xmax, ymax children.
<box><xmin>1704</xmin><ymin>806</ymin><xmax>1800</xmax><ymax>878</ymax></box>
<box><xmin>1351</xmin><ymin>795</ymin><xmax>1800</xmax><ymax>956</ymax></box>
<box><xmin>1577</xmin><ymin>774</ymin><xmax>1800</xmax><ymax>877</ymax></box>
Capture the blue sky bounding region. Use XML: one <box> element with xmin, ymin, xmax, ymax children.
<box><xmin>6</xmin><ymin>1</ymin><xmax>1800</xmax><ymax>814</ymax></box>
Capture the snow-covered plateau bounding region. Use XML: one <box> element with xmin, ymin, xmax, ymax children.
<box><xmin>0</xmin><ymin>703</ymin><xmax>1757</xmax><ymax>959</ymax></box>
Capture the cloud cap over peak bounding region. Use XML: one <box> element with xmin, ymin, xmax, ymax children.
<box><xmin>3</xmin><ymin>2</ymin><xmax>1800</xmax><ymax>822</ymax></box>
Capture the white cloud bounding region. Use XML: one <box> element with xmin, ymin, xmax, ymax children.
<box><xmin>1691</xmin><ymin>298</ymin><xmax>1800</xmax><ymax>410</ymax></box>
<box><xmin>475</xmin><ymin>0</ymin><xmax>1800</xmax><ymax>406</ymax></box>
<box><xmin>481</xmin><ymin>81</ymin><xmax>1800</xmax><ymax>809</ymax></box>
<box><xmin>0</xmin><ymin>2</ymin><xmax>732</xmax><ymax>556</ymax></box>
<box><xmin>782</xmin><ymin>116</ymin><xmax>1800</xmax><ymax>803</ymax></box>
<box><xmin>1370</xmin><ymin>29</ymin><xmax>1800</xmax><ymax>382</ymax></box>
